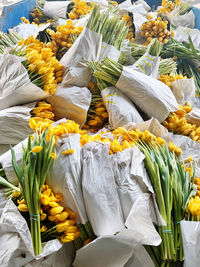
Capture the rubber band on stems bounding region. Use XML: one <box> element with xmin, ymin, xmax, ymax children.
<box><xmin>30</xmin><ymin>214</ymin><xmax>40</xmax><ymax>221</ymax></box>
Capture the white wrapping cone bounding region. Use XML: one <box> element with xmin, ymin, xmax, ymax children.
<box><xmin>82</xmin><ymin>141</ymin><xmax>125</xmax><ymax>236</ymax></box>
<box><xmin>116</xmin><ymin>66</ymin><xmax>179</xmax><ymax>122</ymax></box>
<box><xmin>0</xmin><ymin>200</ymin><xmax>63</xmax><ymax>266</ymax></box>
<box><xmin>171</xmin><ymin>78</ymin><xmax>196</xmax><ymax>105</ymax></box>
<box><xmin>174</xmin><ymin>26</ymin><xmax>200</xmax><ymax>49</ymax></box>
<box><xmin>11</xmin><ymin>23</ymin><xmax>50</xmax><ymax>39</ymax></box>
<box><xmin>131</xmin><ymin>52</ymin><xmax>160</xmax><ymax>78</ymax></box>
<box><xmin>46</xmin><ymin>85</ymin><xmax>92</xmax><ymax>126</ymax></box>
<box><xmin>101</xmin><ymin>86</ymin><xmax>143</xmax><ymax>128</ymax></box>
<box><xmin>0</xmin><ymin>102</ymin><xmax>35</xmax><ymax>145</ymax></box>
<box><xmin>47</xmin><ymin>134</ymin><xmax>88</xmax><ymax>224</ymax></box>
<box><xmin>169</xmin><ymin>10</ymin><xmax>195</xmax><ymax>28</ymax></box>
<box><xmin>0</xmin><ymin>52</ymin><xmax>49</xmax><ymax>111</ymax></box>
<box><xmin>43</xmin><ymin>1</ymin><xmax>69</xmax><ymax>19</ymax></box>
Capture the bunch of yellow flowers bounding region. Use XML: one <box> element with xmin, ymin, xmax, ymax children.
<box><xmin>18</xmin><ymin>35</ymin><xmax>64</xmax><ymax>94</ymax></box>
<box><xmin>46</xmin><ymin>20</ymin><xmax>83</xmax><ymax>55</ymax></box>
<box><xmin>163</xmin><ymin>102</ymin><xmax>200</xmax><ymax>143</ymax></box>
<box><xmin>31</xmin><ymin>101</ymin><xmax>55</xmax><ymax>121</ymax></box>
<box><xmin>186</xmin><ymin>196</ymin><xmax>200</xmax><ymax>221</ymax></box>
<box><xmin>16</xmin><ymin>184</ymin><xmax>80</xmax><ymax>243</ymax></box>
<box><xmin>68</xmin><ymin>0</ymin><xmax>93</xmax><ymax>20</ymax></box>
<box><xmin>159</xmin><ymin>0</ymin><xmax>181</xmax><ymax>15</ymax></box>
<box><xmin>141</xmin><ymin>17</ymin><xmax>174</xmax><ymax>45</ymax></box>
<box><xmin>122</xmin><ymin>14</ymin><xmax>135</xmax><ymax>43</ymax></box>
<box><xmin>83</xmin><ymin>82</ymin><xmax>108</xmax><ymax>132</ymax></box>
<box><xmin>158</xmin><ymin>73</ymin><xmax>187</xmax><ymax>88</ymax></box>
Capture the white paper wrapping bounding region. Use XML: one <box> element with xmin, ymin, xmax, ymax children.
<box><xmin>0</xmin><ymin>52</ymin><xmax>49</xmax><ymax>111</ymax></box>
<box><xmin>61</xmin><ymin>28</ymin><xmax>102</xmax><ymax>87</ymax></box>
<box><xmin>185</xmin><ymin>107</ymin><xmax>200</xmax><ymax>127</ymax></box>
<box><xmin>82</xmin><ymin>141</ymin><xmax>125</xmax><ymax>236</ymax></box>
<box><xmin>10</xmin><ymin>23</ymin><xmax>50</xmax><ymax>39</ymax></box>
<box><xmin>181</xmin><ymin>221</ymin><xmax>200</xmax><ymax>267</ymax></box>
<box><xmin>0</xmin><ymin>102</ymin><xmax>35</xmax><ymax>145</ymax></box>
<box><xmin>170</xmin><ymin>10</ymin><xmax>195</xmax><ymax>29</ymax></box>
<box><xmin>131</xmin><ymin>52</ymin><xmax>160</xmax><ymax>78</ymax></box>
<box><xmin>116</xmin><ymin>67</ymin><xmax>178</xmax><ymax>122</ymax></box>
<box><xmin>47</xmin><ymin>134</ymin><xmax>88</xmax><ymax>224</ymax></box>
<box><xmin>0</xmin><ymin>200</ymin><xmax>63</xmax><ymax>266</ymax></box>
<box><xmin>99</xmin><ymin>42</ymin><xmax>120</xmax><ymax>62</ymax></box>
<box><xmin>125</xmin><ymin>245</ymin><xmax>154</xmax><ymax>267</ymax></box>
<box><xmin>43</xmin><ymin>1</ymin><xmax>69</xmax><ymax>19</ymax></box>
<box><xmin>46</xmin><ymin>85</ymin><xmax>92</xmax><ymax>126</ymax></box>
<box><xmin>132</xmin><ymin>12</ymin><xmax>147</xmax><ymax>41</ymax></box>
<box><xmin>171</xmin><ymin>78</ymin><xmax>196</xmax><ymax>105</ymax></box>
<box><xmin>101</xmin><ymin>86</ymin><xmax>143</xmax><ymax>128</ymax></box>
<box><xmin>174</xmin><ymin>26</ymin><xmax>200</xmax><ymax>49</ymax></box>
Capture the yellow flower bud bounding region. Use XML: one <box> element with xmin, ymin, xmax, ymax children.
<box><xmin>62</xmin><ymin>149</ymin><xmax>74</xmax><ymax>155</ymax></box>
<box><xmin>49</xmin><ymin>201</ymin><xmax>60</xmax><ymax>208</ymax></box>
<box><xmin>12</xmin><ymin>190</ymin><xmax>21</xmax><ymax>198</ymax></box>
<box><xmin>110</xmin><ymin>139</ymin><xmax>122</xmax><ymax>153</ymax></box>
<box><xmin>18</xmin><ymin>204</ymin><xmax>28</xmax><ymax>212</ymax></box>
<box><xmin>40</xmin><ymin>226</ymin><xmax>47</xmax><ymax>232</ymax></box>
<box><xmin>40</xmin><ymin>213</ymin><xmax>47</xmax><ymax>221</ymax></box>
<box><xmin>32</xmin><ymin>146</ymin><xmax>43</xmax><ymax>153</ymax></box>
<box><xmin>59</xmin><ymin>211</ymin><xmax>69</xmax><ymax>222</ymax></box>
<box><xmin>65</xmin><ymin>207</ymin><xmax>76</xmax><ymax>220</ymax></box>
<box><xmin>49</xmin><ymin>206</ymin><xmax>64</xmax><ymax>215</ymax></box>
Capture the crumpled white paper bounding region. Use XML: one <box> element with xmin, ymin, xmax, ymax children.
<box><xmin>0</xmin><ymin>200</ymin><xmax>63</xmax><ymax>266</ymax></box>
<box><xmin>46</xmin><ymin>85</ymin><xmax>92</xmax><ymax>126</ymax></box>
<box><xmin>131</xmin><ymin>52</ymin><xmax>160</xmax><ymax>78</ymax></box>
<box><xmin>0</xmin><ymin>52</ymin><xmax>49</xmax><ymax>111</ymax></box>
<box><xmin>171</xmin><ymin>78</ymin><xmax>196</xmax><ymax>105</ymax></box>
<box><xmin>116</xmin><ymin>66</ymin><xmax>179</xmax><ymax>122</ymax></box>
<box><xmin>82</xmin><ymin>141</ymin><xmax>125</xmax><ymax>236</ymax></box>
<box><xmin>47</xmin><ymin>133</ymin><xmax>88</xmax><ymax>224</ymax></box>
<box><xmin>61</xmin><ymin>28</ymin><xmax>102</xmax><ymax>87</ymax></box>
<box><xmin>169</xmin><ymin>8</ymin><xmax>195</xmax><ymax>29</ymax></box>
<box><xmin>0</xmin><ymin>102</ymin><xmax>35</xmax><ymax>145</ymax></box>
<box><xmin>174</xmin><ymin>26</ymin><xmax>200</xmax><ymax>49</ymax></box>
<box><xmin>181</xmin><ymin>220</ymin><xmax>200</xmax><ymax>267</ymax></box>
<box><xmin>43</xmin><ymin>1</ymin><xmax>69</xmax><ymax>19</ymax></box>
<box><xmin>10</xmin><ymin>23</ymin><xmax>50</xmax><ymax>39</ymax></box>
<box><xmin>101</xmin><ymin>86</ymin><xmax>143</xmax><ymax>128</ymax></box>
<box><xmin>185</xmin><ymin>107</ymin><xmax>200</xmax><ymax>127</ymax></box>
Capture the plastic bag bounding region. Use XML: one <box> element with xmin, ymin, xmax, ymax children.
<box><xmin>0</xmin><ymin>102</ymin><xmax>35</xmax><ymax>145</ymax></box>
<box><xmin>170</xmin><ymin>10</ymin><xmax>195</xmax><ymax>29</ymax></box>
<box><xmin>116</xmin><ymin>66</ymin><xmax>179</xmax><ymax>122</ymax></box>
<box><xmin>46</xmin><ymin>85</ymin><xmax>92</xmax><ymax>126</ymax></box>
<box><xmin>0</xmin><ymin>52</ymin><xmax>49</xmax><ymax>111</ymax></box>
<box><xmin>174</xmin><ymin>26</ymin><xmax>200</xmax><ymax>49</ymax></box>
<box><xmin>101</xmin><ymin>86</ymin><xmax>143</xmax><ymax>128</ymax></box>
<box><xmin>82</xmin><ymin>141</ymin><xmax>125</xmax><ymax>236</ymax></box>
<box><xmin>0</xmin><ymin>200</ymin><xmax>63</xmax><ymax>266</ymax></box>
<box><xmin>47</xmin><ymin>133</ymin><xmax>88</xmax><ymax>224</ymax></box>
<box><xmin>10</xmin><ymin>23</ymin><xmax>50</xmax><ymax>39</ymax></box>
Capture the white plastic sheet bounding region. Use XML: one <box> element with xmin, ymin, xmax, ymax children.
<box><xmin>116</xmin><ymin>66</ymin><xmax>178</xmax><ymax>122</ymax></box>
<box><xmin>46</xmin><ymin>85</ymin><xmax>92</xmax><ymax>126</ymax></box>
<box><xmin>82</xmin><ymin>141</ymin><xmax>125</xmax><ymax>236</ymax></box>
<box><xmin>43</xmin><ymin>1</ymin><xmax>69</xmax><ymax>19</ymax></box>
<box><xmin>61</xmin><ymin>28</ymin><xmax>102</xmax><ymax>87</ymax></box>
<box><xmin>171</xmin><ymin>78</ymin><xmax>196</xmax><ymax>105</ymax></box>
<box><xmin>11</xmin><ymin>23</ymin><xmax>50</xmax><ymax>39</ymax></box>
<box><xmin>0</xmin><ymin>103</ymin><xmax>35</xmax><ymax>145</ymax></box>
<box><xmin>169</xmin><ymin>9</ymin><xmax>195</xmax><ymax>28</ymax></box>
<box><xmin>0</xmin><ymin>52</ymin><xmax>49</xmax><ymax>111</ymax></box>
<box><xmin>47</xmin><ymin>134</ymin><xmax>88</xmax><ymax>224</ymax></box>
<box><xmin>101</xmin><ymin>86</ymin><xmax>143</xmax><ymax>128</ymax></box>
<box><xmin>181</xmin><ymin>221</ymin><xmax>200</xmax><ymax>267</ymax></box>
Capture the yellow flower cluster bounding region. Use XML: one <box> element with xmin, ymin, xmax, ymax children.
<box><xmin>163</xmin><ymin>103</ymin><xmax>200</xmax><ymax>143</ymax></box>
<box><xmin>46</xmin><ymin>20</ymin><xmax>83</xmax><ymax>55</ymax></box>
<box><xmin>122</xmin><ymin>14</ymin><xmax>135</xmax><ymax>43</ymax></box>
<box><xmin>80</xmin><ymin>127</ymin><xmax>182</xmax><ymax>155</ymax></box>
<box><xmin>68</xmin><ymin>0</ymin><xmax>93</xmax><ymax>20</ymax></box>
<box><xmin>30</xmin><ymin>8</ymin><xmax>44</xmax><ymax>24</ymax></box>
<box><xmin>186</xmin><ymin>196</ymin><xmax>200</xmax><ymax>221</ymax></box>
<box><xmin>32</xmin><ymin>101</ymin><xmax>55</xmax><ymax>121</ymax></box>
<box><xmin>158</xmin><ymin>74</ymin><xmax>187</xmax><ymax>88</ymax></box>
<box><xmin>194</xmin><ymin>177</ymin><xmax>200</xmax><ymax>197</ymax></box>
<box><xmin>83</xmin><ymin>82</ymin><xmax>108</xmax><ymax>132</ymax></box>
<box><xmin>21</xmin><ymin>17</ymin><xmax>30</xmax><ymax>24</ymax></box>
<box><xmin>16</xmin><ymin>184</ymin><xmax>80</xmax><ymax>243</ymax></box>
<box><xmin>159</xmin><ymin>0</ymin><xmax>181</xmax><ymax>15</ymax></box>
<box><xmin>141</xmin><ymin>17</ymin><xmax>174</xmax><ymax>45</ymax></box>
<box><xmin>19</xmin><ymin>35</ymin><xmax>64</xmax><ymax>94</ymax></box>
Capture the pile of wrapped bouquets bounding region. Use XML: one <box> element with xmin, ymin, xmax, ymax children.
<box><xmin>1</xmin><ymin>0</ymin><xmax>200</xmax><ymax>266</ymax></box>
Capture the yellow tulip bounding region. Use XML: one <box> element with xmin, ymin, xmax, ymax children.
<box><xmin>12</xmin><ymin>190</ymin><xmax>21</xmax><ymax>198</ymax></box>
<box><xmin>49</xmin><ymin>206</ymin><xmax>64</xmax><ymax>215</ymax></box>
<box><xmin>18</xmin><ymin>204</ymin><xmax>28</xmax><ymax>212</ymax></box>
<box><xmin>40</xmin><ymin>226</ymin><xmax>47</xmax><ymax>232</ymax></box>
<box><xmin>62</xmin><ymin>149</ymin><xmax>75</xmax><ymax>155</ymax></box>
<box><xmin>50</xmin><ymin>152</ymin><xmax>56</xmax><ymax>159</ymax></box>
<box><xmin>40</xmin><ymin>213</ymin><xmax>47</xmax><ymax>221</ymax></box>
<box><xmin>32</xmin><ymin>146</ymin><xmax>43</xmax><ymax>153</ymax></box>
